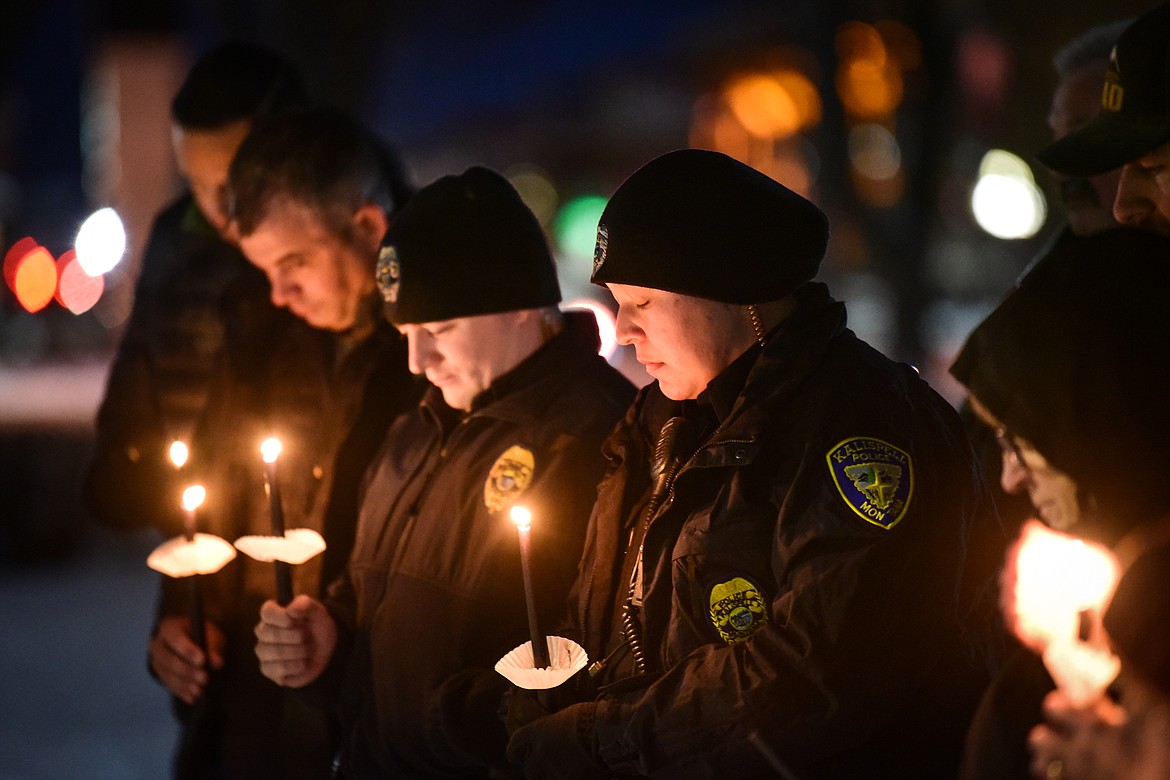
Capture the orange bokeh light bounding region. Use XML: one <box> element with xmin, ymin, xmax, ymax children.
<box><xmin>4</xmin><ymin>236</ymin><xmax>39</xmax><ymax>291</ymax></box>
<box><xmin>836</xmin><ymin>20</ymin><xmax>912</xmax><ymax>120</ymax></box>
<box><xmin>56</xmin><ymin>249</ymin><xmax>105</xmax><ymax>314</ymax></box>
<box><xmin>838</xmin><ymin>58</ymin><xmax>903</xmax><ymax>119</ymax></box>
<box><xmin>14</xmin><ymin>246</ymin><xmax>59</xmax><ymax>313</ymax></box>
<box><xmin>726</xmin><ymin>69</ymin><xmax>821</xmax><ymax>140</ymax></box>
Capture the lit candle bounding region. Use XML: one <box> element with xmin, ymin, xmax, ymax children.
<box><xmin>180</xmin><ymin>484</ymin><xmax>208</xmax><ymax>657</ymax></box>
<box><xmin>260</xmin><ymin>437</ymin><xmax>293</xmax><ymax>606</ymax></box>
<box><xmin>510</xmin><ymin>505</ymin><xmax>550</xmax><ymax>669</ymax></box>
<box><xmin>181</xmin><ymin>484</ymin><xmax>206</xmax><ymax>542</ymax></box>
<box><xmin>1009</xmin><ymin>520</ymin><xmax>1121</xmax><ymax>703</ymax></box>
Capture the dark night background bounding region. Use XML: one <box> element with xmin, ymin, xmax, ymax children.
<box><xmin>0</xmin><ymin>1</ymin><xmax>1158</xmax><ymax>776</ymax></box>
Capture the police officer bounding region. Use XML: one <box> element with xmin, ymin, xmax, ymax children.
<box><xmin>148</xmin><ymin>108</ymin><xmax>419</xmax><ymax>779</ymax></box>
<box><xmin>506</xmin><ymin>149</ymin><xmax>1000</xmax><ymax>778</ymax></box>
<box><xmin>86</xmin><ymin>42</ymin><xmax>306</xmax><ymax>535</ymax></box>
<box><xmin>253</xmin><ymin>167</ymin><xmax>635</xmax><ymax>777</ymax></box>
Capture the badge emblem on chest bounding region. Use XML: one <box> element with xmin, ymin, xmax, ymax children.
<box><xmin>484</xmin><ymin>445</ymin><xmax>536</xmax><ymax>513</ymax></box>
<box><xmin>826</xmin><ymin>436</ymin><xmax>914</xmax><ymax>529</ymax></box>
<box><xmin>709</xmin><ymin>576</ymin><xmax>769</xmax><ymax>644</ymax></box>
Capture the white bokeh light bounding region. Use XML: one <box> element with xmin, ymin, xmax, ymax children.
<box><xmin>971</xmin><ymin>150</ymin><xmax>1047</xmax><ymax>240</ymax></box>
<box><xmin>74</xmin><ymin>207</ymin><xmax>127</xmax><ymax>276</ymax></box>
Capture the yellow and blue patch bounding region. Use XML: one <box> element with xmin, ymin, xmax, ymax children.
<box><xmin>826</xmin><ymin>437</ymin><xmax>913</xmax><ymax>530</ymax></box>
<box><xmin>709</xmin><ymin>576</ymin><xmax>769</xmax><ymax>644</ymax></box>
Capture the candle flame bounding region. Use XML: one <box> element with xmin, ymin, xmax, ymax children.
<box><xmin>509</xmin><ymin>505</ymin><xmax>532</xmax><ymax>531</ymax></box>
<box><xmin>169</xmin><ymin>440</ymin><xmax>188</xmax><ymax>468</ymax></box>
<box><xmin>1007</xmin><ymin>520</ymin><xmax>1120</xmax><ymax>653</ymax></box>
<box><xmin>260</xmin><ymin>437</ymin><xmax>283</xmax><ymax>464</ymax></box>
<box><xmin>181</xmin><ymin>484</ymin><xmax>206</xmax><ymax>512</ymax></box>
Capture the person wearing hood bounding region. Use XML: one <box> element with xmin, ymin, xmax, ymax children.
<box><xmin>951</xmin><ymin>226</ymin><xmax>1170</xmax><ymax>780</ymax></box>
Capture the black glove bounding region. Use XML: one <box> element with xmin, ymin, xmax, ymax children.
<box><xmin>429</xmin><ymin>669</ymin><xmax>512</xmax><ymax>770</ymax></box>
<box><xmin>506</xmin><ymin>701</ymin><xmax>611</xmax><ymax>780</ymax></box>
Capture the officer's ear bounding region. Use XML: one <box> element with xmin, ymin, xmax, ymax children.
<box><xmin>352</xmin><ymin>202</ymin><xmax>389</xmax><ymax>255</ymax></box>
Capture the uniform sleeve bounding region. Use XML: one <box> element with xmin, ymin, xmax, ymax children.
<box><xmin>591</xmin><ymin>442</ymin><xmax>988</xmax><ymax>776</ymax></box>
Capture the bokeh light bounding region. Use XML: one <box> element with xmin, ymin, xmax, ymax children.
<box><xmin>55</xmin><ymin>250</ymin><xmax>105</xmax><ymax>315</ymax></box>
<box><xmin>14</xmin><ymin>246</ymin><xmax>58</xmax><ymax>313</ymax></box>
<box><xmin>507</xmin><ymin>164</ymin><xmax>559</xmax><ymax>226</ymax></box>
<box><xmin>726</xmin><ymin>69</ymin><xmax>821</xmax><ymax>140</ymax></box>
<box><xmin>554</xmin><ymin>195</ymin><xmax>608</xmax><ymax>259</ymax></box>
<box><xmin>848</xmin><ymin>124</ymin><xmax>902</xmax><ymax>181</ymax></box>
<box><xmin>4</xmin><ymin>236</ymin><xmax>39</xmax><ymax>291</ymax></box>
<box><xmin>971</xmin><ymin>149</ymin><xmax>1047</xmax><ymax>239</ymax></box>
<box><xmin>836</xmin><ymin>21</ymin><xmax>905</xmax><ymax>120</ymax></box>
<box><xmin>74</xmin><ymin>207</ymin><xmax>127</xmax><ymax>277</ymax></box>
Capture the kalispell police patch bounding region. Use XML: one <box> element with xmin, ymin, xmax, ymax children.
<box><xmin>483</xmin><ymin>445</ymin><xmax>535</xmax><ymax>513</ymax></box>
<box><xmin>826</xmin><ymin>437</ymin><xmax>913</xmax><ymax>530</ymax></box>
<box><xmin>375</xmin><ymin>245</ymin><xmax>400</xmax><ymax>303</ymax></box>
<box><xmin>709</xmin><ymin>577</ymin><xmax>769</xmax><ymax>644</ymax></box>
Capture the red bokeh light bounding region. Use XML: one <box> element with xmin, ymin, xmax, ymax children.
<box><xmin>56</xmin><ymin>249</ymin><xmax>105</xmax><ymax>314</ymax></box>
<box><xmin>4</xmin><ymin>236</ymin><xmax>39</xmax><ymax>291</ymax></box>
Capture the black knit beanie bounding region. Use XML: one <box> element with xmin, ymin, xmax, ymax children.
<box><xmin>378</xmin><ymin>166</ymin><xmax>560</xmax><ymax>325</ymax></box>
<box><xmin>590</xmin><ymin>149</ymin><xmax>829</xmax><ymax>304</ymax></box>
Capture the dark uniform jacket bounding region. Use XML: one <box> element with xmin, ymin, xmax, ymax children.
<box><xmin>576</xmin><ymin>283</ymin><xmax>1000</xmax><ymax>778</ymax></box>
<box><xmin>319</xmin><ymin>312</ymin><xmax>634</xmax><ymax>778</ymax></box>
<box><xmin>162</xmin><ymin>311</ymin><xmax>422</xmax><ymax>780</ymax></box>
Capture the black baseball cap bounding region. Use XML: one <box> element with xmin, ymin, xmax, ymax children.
<box><xmin>1038</xmin><ymin>3</ymin><xmax>1170</xmax><ymax>177</ymax></box>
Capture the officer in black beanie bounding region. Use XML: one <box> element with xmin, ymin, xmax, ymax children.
<box><xmin>507</xmin><ymin>149</ymin><xmax>1002</xmax><ymax>778</ymax></box>
<box><xmin>255</xmin><ymin>166</ymin><xmax>634</xmax><ymax>777</ymax></box>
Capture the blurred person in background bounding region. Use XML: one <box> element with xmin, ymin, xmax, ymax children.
<box><xmin>85</xmin><ymin>41</ymin><xmax>307</xmax><ymax>535</ymax></box>
<box><xmin>1043</xmin><ymin>18</ymin><xmax>1131</xmax><ymax>239</ymax></box>
<box><xmin>951</xmin><ymin>227</ymin><xmax>1170</xmax><ymax>779</ymax></box>
<box><xmin>1039</xmin><ymin>3</ymin><xmax>1170</xmax><ymax>239</ymax></box>
<box><xmin>253</xmin><ymin>167</ymin><xmax>634</xmax><ymax>777</ymax></box>
<box><xmin>146</xmin><ymin>107</ymin><xmax>420</xmax><ymax>778</ymax></box>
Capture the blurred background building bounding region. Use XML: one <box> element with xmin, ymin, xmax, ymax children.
<box><xmin>0</xmin><ymin>0</ymin><xmax>1158</xmax><ymax>775</ymax></box>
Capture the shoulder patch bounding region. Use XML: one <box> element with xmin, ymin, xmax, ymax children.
<box><xmin>484</xmin><ymin>445</ymin><xmax>536</xmax><ymax>513</ymax></box>
<box><xmin>826</xmin><ymin>437</ymin><xmax>913</xmax><ymax>530</ymax></box>
<box><xmin>709</xmin><ymin>576</ymin><xmax>769</xmax><ymax>644</ymax></box>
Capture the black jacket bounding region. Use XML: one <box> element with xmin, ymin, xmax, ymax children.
<box><xmin>320</xmin><ymin>312</ymin><xmax>634</xmax><ymax>778</ymax></box>
<box><xmin>85</xmin><ymin>194</ymin><xmax>268</xmax><ymax>532</ymax></box>
<box><xmin>575</xmin><ymin>283</ymin><xmax>1001</xmax><ymax>778</ymax></box>
<box><xmin>163</xmin><ymin>310</ymin><xmax>422</xmax><ymax>780</ymax></box>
